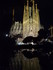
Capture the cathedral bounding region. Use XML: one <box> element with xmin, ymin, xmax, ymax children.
<box><xmin>9</xmin><ymin>0</ymin><xmax>41</xmax><ymax>43</ymax></box>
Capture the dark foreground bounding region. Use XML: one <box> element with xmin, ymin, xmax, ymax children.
<box><xmin>0</xmin><ymin>36</ymin><xmax>53</xmax><ymax>70</ymax></box>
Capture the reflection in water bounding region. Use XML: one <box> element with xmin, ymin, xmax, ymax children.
<box><xmin>9</xmin><ymin>50</ymin><xmax>40</xmax><ymax>70</ymax></box>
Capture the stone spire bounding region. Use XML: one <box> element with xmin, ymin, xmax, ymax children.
<box><xmin>12</xmin><ymin>8</ymin><xmax>14</xmax><ymax>23</ymax></box>
<box><xmin>36</xmin><ymin>4</ymin><xmax>38</xmax><ymax>13</ymax></box>
<box><xmin>35</xmin><ymin>4</ymin><xmax>40</xmax><ymax>33</ymax></box>
<box><xmin>33</xmin><ymin>0</ymin><xmax>35</xmax><ymax>18</ymax></box>
<box><xmin>23</xmin><ymin>5</ymin><xmax>25</xmax><ymax>21</ymax></box>
<box><xmin>27</xmin><ymin>0</ymin><xmax>29</xmax><ymax>15</ymax></box>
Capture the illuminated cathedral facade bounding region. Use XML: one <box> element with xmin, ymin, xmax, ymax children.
<box><xmin>9</xmin><ymin>0</ymin><xmax>41</xmax><ymax>43</ymax></box>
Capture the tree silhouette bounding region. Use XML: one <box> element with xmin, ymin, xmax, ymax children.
<box><xmin>23</xmin><ymin>36</ymin><xmax>33</xmax><ymax>43</ymax></box>
<box><xmin>38</xmin><ymin>29</ymin><xmax>48</xmax><ymax>39</ymax></box>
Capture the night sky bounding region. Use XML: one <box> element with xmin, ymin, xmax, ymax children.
<box><xmin>0</xmin><ymin>0</ymin><xmax>53</xmax><ymax>34</ymax></box>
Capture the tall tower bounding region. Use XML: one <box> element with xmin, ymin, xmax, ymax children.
<box><xmin>23</xmin><ymin>0</ymin><xmax>29</xmax><ymax>38</ymax></box>
<box><xmin>23</xmin><ymin>0</ymin><xmax>40</xmax><ymax>38</ymax></box>
<box><xmin>33</xmin><ymin>4</ymin><xmax>40</xmax><ymax>37</ymax></box>
<box><xmin>12</xmin><ymin>8</ymin><xmax>15</xmax><ymax>23</ymax></box>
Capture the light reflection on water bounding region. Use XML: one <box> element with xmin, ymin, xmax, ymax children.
<box><xmin>9</xmin><ymin>50</ymin><xmax>40</xmax><ymax>70</ymax></box>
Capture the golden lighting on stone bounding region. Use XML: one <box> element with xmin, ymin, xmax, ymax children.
<box><xmin>9</xmin><ymin>0</ymin><xmax>41</xmax><ymax>43</ymax></box>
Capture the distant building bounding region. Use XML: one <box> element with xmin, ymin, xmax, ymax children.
<box><xmin>49</xmin><ymin>26</ymin><xmax>53</xmax><ymax>37</ymax></box>
<box><xmin>9</xmin><ymin>0</ymin><xmax>41</xmax><ymax>43</ymax></box>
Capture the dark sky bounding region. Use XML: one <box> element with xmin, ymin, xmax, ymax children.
<box><xmin>0</xmin><ymin>0</ymin><xmax>53</xmax><ymax>34</ymax></box>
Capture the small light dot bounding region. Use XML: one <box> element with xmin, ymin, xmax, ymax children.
<box><xmin>5</xmin><ymin>34</ymin><xmax>8</xmax><ymax>37</ymax></box>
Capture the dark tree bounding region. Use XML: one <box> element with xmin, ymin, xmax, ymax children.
<box><xmin>38</xmin><ymin>29</ymin><xmax>48</xmax><ymax>39</ymax></box>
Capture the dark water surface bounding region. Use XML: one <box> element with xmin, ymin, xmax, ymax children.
<box><xmin>9</xmin><ymin>50</ymin><xmax>40</xmax><ymax>70</ymax></box>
